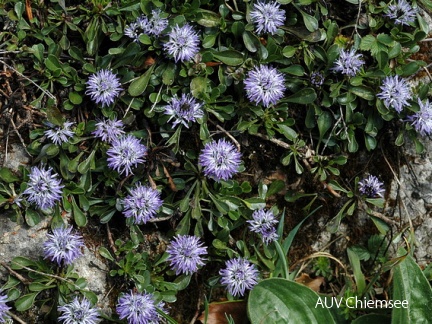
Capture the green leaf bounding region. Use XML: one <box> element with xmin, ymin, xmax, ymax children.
<box><xmin>196</xmin><ymin>9</ymin><xmax>220</xmax><ymax>27</ymax></box>
<box><xmin>349</xmin><ymin>86</ymin><xmax>375</xmax><ymax>101</ymax></box>
<box><xmin>213</xmin><ymin>50</ymin><xmax>245</xmax><ymax>66</ymax></box>
<box><xmin>0</xmin><ymin>167</ymin><xmax>19</xmax><ymax>183</ymax></box>
<box><xmin>77</xmin><ymin>151</ymin><xmax>96</xmax><ymax>174</ymax></box>
<box><xmin>392</xmin><ymin>248</ymin><xmax>432</xmax><ymax>323</ymax></box>
<box><xmin>317</xmin><ymin>111</ymin><xmax>332</xmax><ymax>141</ymax></box>
<box><xmin>99</xmin><ymin>246</ymin><xmax>115</xmax><ymax>261</ymax></box>
<box><xmin>242</xmin><ymin>31</ymin><xmax>260</xmax><ymax>53</ymax></box>
<box><xmin>248</xmin><ymin>278</ymin><xmax>336</xmax><ymax>323</ymax></box>
<box><xmin>69</xmin><ymin>92</ymin><xmax>83</xmax><ymax>105</ymax></box>
<box><xmin>15</xmin><ymin>293</ymin><xmax>39</xmax><ymax>311</ymax></box>
<box><xmin>278</xmin><ymin>124</ymin><xmax>298</xmax><ymax>141</ymax></box>
<box><xmin>190</xmin><ymin>77</ymin><xmax>208</xmax><ymax>97</ymax></box>
<box><xmin>29</xmin><ymin>283</ymin><xmax>56</xmax><ymax>292</ymax></box>
<box><xmin>128</xmin><ymin>65</ymin><xmax>155</xmax><ymax>97</ymax></box>
<box><xmin>285</xmin><ymin>88</ymin><xmax>317</xmax><ymax>104</ymax></box>
<box><xmin>44</xmin><ymin>54</ymin><xmax>62</xmax><ymax>72</ymax></box>
<box><xmin>347</xmin><ymin>247</ymin><xmax>366</xmax><ymax>294</ymax></box>
<box><xmin>25</xmin><ymin>209</ymin><xmax>41</xmax><ymax>227</ymax></box>
<box><xmin>71</xmin><ymin>196</ymin><xmax>87</xmax><ymax>227</ymax></box>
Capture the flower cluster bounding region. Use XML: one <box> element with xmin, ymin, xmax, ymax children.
<box><xmin>58</xmin><ymin>297</ymin><xmax>101</xmax><ymax>324</ymax></box>
<box><xmin>219</xmin><ymin>257</ymin><xmax>259</xmax><ymax>297</ymax></box>
<box><xmin>86</xmin><ymin>69</ymin><xmax>122</xmax><ymax>107</ymax></box>
<box><xmin>23</xmin><ymin>165</ymin><xmax>64</xmax><ymax>210</ymax></box>
<box><xmin>164</xmin><ymin>93</ymin><xmax>204</xmax><ymax>128</ymax></box>
<box><xmin>106</xmin><ymin>135</ymin><xmax>147</xmax><ymax>176</ymax></box>
<box><xmin>0</xmin><ymin>292</ymin><xmax>10</xmax><ymax>324</ymax></box>
<box><xmin>250</xmin><ymin>1</ymin><xmax>286</xmax><ymax>35</ymax></box>
<box><xmin>43</xmin><ymin>226</ymin><xmax>84</xmax><ymax>266</ymax></box>
<box><xmin>408</xmin><ymin>99</ymin><xmax>432</xmax><ymax>136</ymax></box>
<box><xmin>377</xmin><ymin>75</ymin><xmax>411</xmax><ymax>113</ymax></box>
<box><xmin>244</xmin><ymin>65</ymin><xmax>285</xmax><ymax>107</ymax></box>
<box><xmin>125</xmin><ymin>9</ymin><xmax>168</xmax><ymax>41</ymax></box>
<box><xmin>122</xmin><ymin>184</ymin><xmax>163</xmax><ymax>224</ymax></box>
<box><xmin>199</xmin><ymin>139</ymin><xmax>242</xmax><ymax>182</ymax></box>
<box><xmin>333</xmin><ymin>48</ymin><xmax>364</xmax><ymax>77</ymax></box>
<box><xmin>93</xmin><ymin>117</ymin><xmax>125</xmax><ymax>143</ymax></box>
<box><xmin>45</xmin><ymin>121</ymin><xmax>74</xmax><ymax>145</ymax></box>
<box><xmin>116</xmin><ymin>290</ymin><xmax>159</xmax><ymax>324</ymax></box>
<box><xmin>358</xmin><ymin>175</ymin><xmax>385</xmax><ymax>198</ymax></box>
<box><xmin>385</xmin><ymin>0</ymin><xmax>417</xmax><ymax>26</ymax></box>
<box><xmin>247</xmin><ymin>209</ymin><xmax>279</xmax><ymax>245</ymax></box>
<box><xmin>166</xmin><ymin>235</ymin><xmax>207</xmax><ymax>275</ymax></box>
<box><xmin>164</xmin><ymin>24</ymin><xmax>200</xmax><ymax>62</ymax></box>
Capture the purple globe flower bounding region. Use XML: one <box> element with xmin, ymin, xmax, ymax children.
<box><xmin>166</xmin><ymin>235</ymin><xmax>207</xmax><ymax>275</ymax></box>
<box><xmin>377</xmin><ymin>75</ymin><xmax>411</xmax><ymax>113</ymax></box>
<box><xmin>86</xmin><ymin>69</ymin><xmax>122</xmax><ymax>107</ymax></box>
<box><xmin>244</xmin><ymin>65</ymin><xmax>285</xmax><ymax>107</ymax></box>
<box><xmin>164</xmin><ymin>93</ymin><xmax>204</xmax><ymax>128</ymax></box>
<box><xmin>106</xmin><ymin>135</ymin><xmax>147</xmax><ymax>176</ymax></box>
<box><xmin>247</xmin><ymin>209</ymin><xmax>279</xmax><ymax>245</ymax></box>
<box><xmin>116</xmin><ymin>290</ymin><xmax>159</xmax><ymax>324</ymax></box>
<box><xmin>164</xmin><ymin>24</ymin><xmax>200</xmax><ymax>62</ymax></box>
<box><xmin>385</xmin><ymin>0</ymin><xmax>417</xmax><ymax>26</ymax></box>
<box><xmin>310</xmin><ymin>71</ymin><xmax>325</xmax><ymax>87</ymax></box>
<box><xmin>199</xmin><ymin>139</ymin><xmax>242</xmax><ymax>182</ymax></box>
<box><xmin>58</xmin><ymin>296</ymin><xmax>101</xmax><ymax>324</ymax></box>
<box><xmin>92</xmin><ymin>118</ymin><xmax>125</xmax><ymax>143</ymax></box>
<box><xmin>45</xmin><ymin>121</ymin><xmax>74</xmax><ymax>145</ymax></box>
<box><xmin>122</xmin><ymin>184</ymin><xmax>163</xmax><ymax>224</ymax></box>
<box><xmin>408</xmin><ymin>98</ymin><xmax>432</xmax><ymax>136</ymax></box>
<box><xmin>127</xmin><ymin>9</ymin><xmax>168</xmax><ymax>42</ymax></box>
<box><xmin>250</xmin><ymin>1</ymin><xmax>286</xmax><ymax>35</ymax></box>
<box><xmin>23</xmin><ymin>165</ymin><xmax>64</xmax><ymax>210</ymax></box>
<box><xmin>0</xmin><ymin>292</ymin><xmax>11</xmax><ymax>323</ymax></box>
<box><xmin>333</xmin><ymin>48</ymin><xmax>365</xmax><ymax>77</ymax></box>
<box><xmin>358</xmin><ymin>175</ymin><xmax>385</xmax><ymax>198</ymax></box>
<box><xmin>219</xmin><ymin>257</ymin><xmax>259</xmax><ymax>297</ymax></box>
<box><xmin>146</xmin><ymin>9</ymin><xmax>169</xmax><ymax>36</ymax></box>
<box><xmin>43</xmin><ymin>226</ymin><xmax>84</xmax><ymax>266</ymax></box>
<box><xmin>124</xmin><ymin>22</ymin><xmax>140</xmax><ymax>42</ymax></box>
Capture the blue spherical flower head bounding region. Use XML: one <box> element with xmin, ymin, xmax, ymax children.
<box><xmin>43</xmin><ymin>226</ymin><xmax>84</xmax><ymax>266</ymax></box>
<box><xmin>116</xmin><ymin>290</ymin><xmax>159</xmax><ymax>324</ymax></box>
<box><xmin>247</xmin><ymin>209</ymin><xmax>279</xmax><ymax>245</ymax></box>
<box><xmin>199</xmin><ymin>139</ymin><xmax>242</xmax><ymax>182</ymax></box>
<box><xmin>58</xmin><ymin>296</ymin><xmax>101</xmax><ymax>324</ymax></box>
<box><xmin>358</xmin><ymin>175</ymin><xmax>385</xmax><ymax>198</ymax></box>
<box><xmin>23</xmin><ymin>165</ymin><xmax>64</xmax><ymax>210</ymax></box>
<box><xmin>122</xmin><ymin>184</ymin><xmax>163</xmax><ymax>224</ymax></box>
<box><xmin>164</xmin><ymin>93</ymin><xmax>204</xmax><ymax>128</ymax></box>
<box><xmin>377</xmin><ymin>75</ymin><xmax>411</xmax><ymax>113</ymax></box>
<box><xmin>408</xmin><ymin>98</ymin><xmax>432</xmax><ymax>136</ymax></box>
<box><xmin>147</xmin><ymin>9</ymin><xmax>169</xmax><ymax>36</ymax></box>
<box><xmin>86</xmin><ymin>69</ymin><xmax>122</xmax><ymax>107</ymax></box>
<box><xmin>310</xmin><ymin>71</ymin><xmax>325</xmax><ymax>87</ymax></box>
<box><xmin>244</xmin><ymin>65</ymin><xmax>285</xmax><ymax>108</ymax></box>
<box><xmin>124</xmin><ymin>22</ymin><xmax>141</xmax><ymax>42</ymax></box>
<box><xmin>106</xmin><ymin>135</ymin><xmax>147</xmax><ymax>176</ymax></box>
<box><xmin>333</xmin><ymin>48</ymin><xmax>365</xmax><ymax>77</ymax></box>
<box><xmin>45</xmin><ymin>121</ymin><xmax>74</xmax><ymax>145</ymax></box>
<box><xmin>0</xmin><ymin>292</ymin><xmax>11</xmax><ymax>323</ymax></box>
<box><xmin>250</xmin><ymin>1</ymin><xmax>286</xmax><ymax>35</ymax></box>
<box><xmin>385</xmin><ymin>0</ymin><xmax>417</xmax><ymax>26</ymax></box>
<box><xmin>164</xmin><ymin>24</ymin><xmax>200</xmax><ymax>62</ymax></box>
<box><xmin>92</xmin><ymin>118</ymin><xmax>125</xmax><ymax>143</ymax></box>
<box><xmin>219</xmin><ymin>257</ymin><xmax>259</xmax><ymax>297</ymax></box>
<box><xmin>166</xmin><ymin>235</ymin><xmax>207</xmax><ymax>275</ymax></box>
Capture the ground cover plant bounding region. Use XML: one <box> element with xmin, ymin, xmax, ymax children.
<box><xmin>0</xmin><ymin>0</ymin><xmax>432</xmax><ymax>323</ymax></box>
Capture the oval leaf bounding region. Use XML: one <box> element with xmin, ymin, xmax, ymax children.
<box><xmin>128</xmin><ymin>65</ymin><xmax>155</xmax><ymax>97</ymax></box>
<box><xmin>248</xmin><ymin>278</ymin><xmax>335</xmax><ymax>323</ymax></box>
